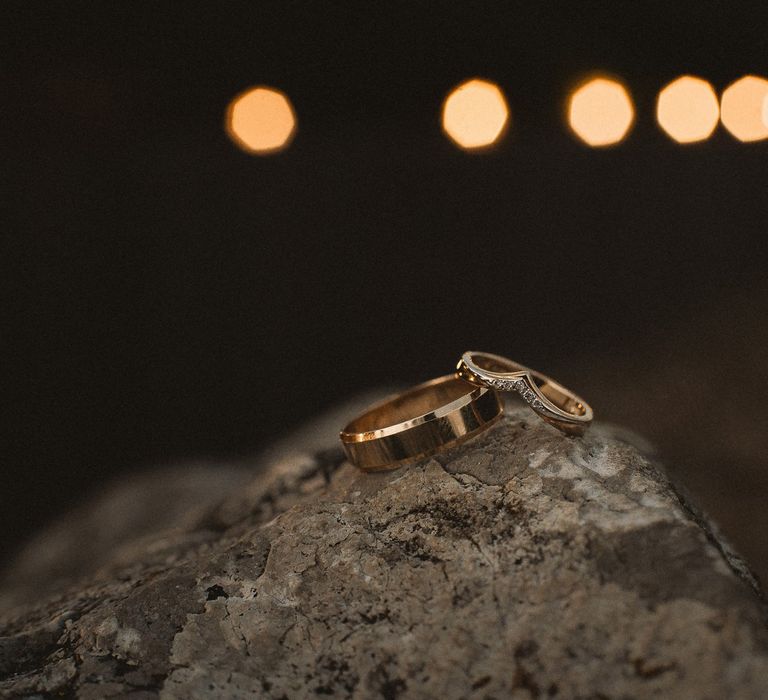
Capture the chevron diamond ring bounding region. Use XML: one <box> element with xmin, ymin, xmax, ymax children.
<box><xmin>456</xmin><ymin>351</ymin><xmax>593</xmax><ymax>436</ymax></box>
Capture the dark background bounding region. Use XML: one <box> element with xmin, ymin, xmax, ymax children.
<box><xmin>4</xmin><ymin>3</ymin><xmax>768</xmax><ymax>581</ymax></box>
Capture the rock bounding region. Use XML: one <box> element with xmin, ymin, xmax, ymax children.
<box><xmin>1</xmin><ymin>405</ymin><xmax>767</xmax><ymax>699</ymax></box>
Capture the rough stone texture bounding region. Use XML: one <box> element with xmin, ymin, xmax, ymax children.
<box><xmin>1</xmin><ymin>404</ymin><xmax>768</xmax><ymax>699</ymax></box>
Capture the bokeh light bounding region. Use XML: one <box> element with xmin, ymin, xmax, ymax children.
<box><xmin>442</xmin><ymin>79</ymin><xmax>510</xmax><ymax>150</ymax></box>
<box><xmin>720</xmin><ymin>75</ymin><xmax>768</xmax><ymax>142</ymax></box>
<box><xmin>226</xmin><ymin>86</ymin><xmax>296</xmax><ymax>154</ymax></box>
<box><xmin>656</xmin><ymin>76</ymin><xmax>719</xmax><ymax>143</ymax></box>
<box><xmin>763</xmin><ymin>94</ymin><xmax>768</xmax><ymax>129</ymax></box>
<box><xmin>567</xmin><ymin>77</ymin><xmax>635</xmax><ymax>147</ymax></box>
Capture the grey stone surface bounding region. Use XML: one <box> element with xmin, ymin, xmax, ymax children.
<box><xmin>1</xmin><ymin>405</ymin><xmax>767</xmax><ymax>699</ymax></box>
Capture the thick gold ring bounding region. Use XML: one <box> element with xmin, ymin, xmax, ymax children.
<box><xmin>456</xmin><ymin>351</ymin><xmax>593</xmax><ymax>436</ymax></box>
<box><xmin>340</xmin><ymin>375</ymin><xmax>503</xmax><ymax>471</ymax></box>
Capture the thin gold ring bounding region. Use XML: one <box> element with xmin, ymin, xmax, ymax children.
<box><xmin>340</xmin><ymin>375</ymin><xmax>503</xmax><ymax>471</ymax></box>
<box><xmin>456</xmin><ymin>351</ymin><xmax>593</xmax><ymax>436</ymax></box>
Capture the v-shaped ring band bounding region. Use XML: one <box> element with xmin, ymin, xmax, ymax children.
<box><xmin>456</xmin><ymin>351</ymin><xmax>593</xmax><ymax>436</ymax></box>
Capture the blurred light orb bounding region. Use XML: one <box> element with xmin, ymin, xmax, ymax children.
<box><xmin>567</xmin><ymin>77</ymin><xmax>635</xmax><ymax>147</ymax></box>
<box><xmin>442</xmin><ymin>78</ymin><xmax>509</xmax><ymax>150</ymax></box>
<box><xmin>656</xmin><ymin>76</ymin><xmax>719</xmax><ymax>143</ymax></box>
<box><xmin>720</xmin><ymin>75</ymin><xmax>768</xmax><ymax>142</ymax></box>
<box><xmin>763</xmin><ymin>94</ymin><xmax>768</xmax><ymax>129</ymax></box>
<box><xmin>226</xmin><ymin>86</ymin><xmax>296</xmax><ymax>154</ymax></box>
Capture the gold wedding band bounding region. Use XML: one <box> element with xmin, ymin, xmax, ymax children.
<box><xmin>340</xmin><ymin>375</ymin><xmax>503</xmax><ymax>471</ymax></box>
<box><xmin>456</xmin><ymin>351</ymin><xmax>593</xmax><ymax>436</ymax></box>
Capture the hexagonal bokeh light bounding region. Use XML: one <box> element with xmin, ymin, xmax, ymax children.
<box><xmin>442</xmin><ymin>79</ymin><xmax>510</xmax><ymax>151</ymax></box>
<box><xmin>720</xmin><ymin>75</ymin><xmax>768</xmax><ymax>142</ymax></box>
<box><xmin>567</xmin><ymin>77</ymin><xmax>635</xmax><ymax>147</ymax></box>
<box><xmin>656</xmin><ymin>76</ymin><xmax>719</xmax><ymax>143</ymax></box>
<box><xmin>226</xmin><ymin>86</ymin><xmax>297</xmax><ymax>154</ymax></box>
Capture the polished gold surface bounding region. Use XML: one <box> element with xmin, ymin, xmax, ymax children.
<box><xmin>340</xmin><ymin>375</ymin><xmax>503</xmax><ymax>471</ymax></box>
<box><xmin>456</xmin><ymin>351</ymin><xmax>593</xmax><ymax>436</ymax></box>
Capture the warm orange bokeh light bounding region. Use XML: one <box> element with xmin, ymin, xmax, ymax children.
<box><xmin>720</xmin><ymin>75</ymin><xmax>768</xmax><ymax>142</ymax></box>
<box><xmin>656</xmin><ymin>76</ymin><xmax>719</xmax><ymax>143</ymax></box>
<box><xmin>226</xmin><ymin>86</ymin><xmax>296</xmax><ymax>154</ymax></box>
<box><xmin>567</xmin><ymin>77</ymin><xmax>635</xmax><ymax>147</ymax></box>
<box><xmin>442</xmin><ymin>79</ymin><xmax>509</xmax><ymax>150</ymax></box>
<box><xmin>763</xmin><ymin>94</ymin><xmax>768</xmax><ymax>130</ymax></box>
